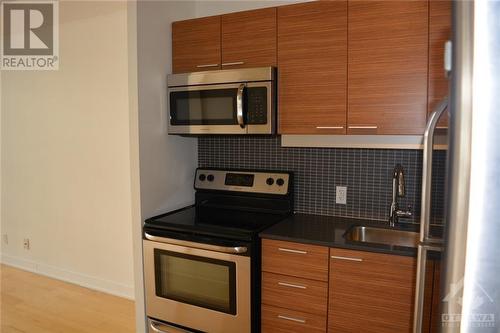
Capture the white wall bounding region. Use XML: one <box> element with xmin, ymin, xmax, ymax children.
<box><xmin>1</xmin><ymin>1</ymin><xmax>136</xmax><ymax>299</ymax></box>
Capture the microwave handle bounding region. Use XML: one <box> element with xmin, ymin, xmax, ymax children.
<box><xmin>237</xmin><ymin>83</ymin><xmax>245</xmax><ymax>128</ymax></box>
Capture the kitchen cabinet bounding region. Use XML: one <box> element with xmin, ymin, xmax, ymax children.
<box><xmin>172</xmin><ymin>8</ymin><xmax>277</xmax><ymax>74</ymax></box>
<box><xmin>221</xmin><ymin>8</ymin><xmax>277</xmax><ymax>69</ymax></box>
<box><xmin>428</xmin><ymin>0</ymin><xmax>452</xmax><ymax>128</ymax></box>
<box><xmin>277</xmin><ymin>1</ymin><xmax>348</xmax><ymax>135</ymax></box>
<box><xmin>328</xmin><ymin>248</ymin><xmax>417</xmax><ymax>333</ymax></box>
<box><xmin>261</xmin><ymin>239</ymin><xmax>329</xmax><ymax>333</ymax></box>
<box><xmin>262</xmin><ymin>239</ymin><xmax>329</xmax><ymax>282</ymax></box>
<box><xmin>172</xmin><ymin>16</ymin><xmax>221</xmax><ymax>73</ymax></box>
<box><xmin>347</xmin><ymin>1</ymin><xmax>429</xmax><ymax>135</ymax></box>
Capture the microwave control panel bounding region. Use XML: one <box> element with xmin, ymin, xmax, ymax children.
<box><xmin>246</xmin><ymin>87</ymin><xmax>267</xmax><ymax>125</ymax></box>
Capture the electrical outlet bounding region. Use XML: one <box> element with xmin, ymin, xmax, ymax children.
<box><xmin>336</xmin><ymin>186</ymin><xmax>347</xmax><ymax>205</ymax></box>
<box><xmin>23</xmin><ymin>238</ymin><xmax>30</xmax><ymax>250</ymax></box>
<box><xmin>2</xmin><ymin>234</ymin><xmax>8</xmax><ymax>245</ymax></box>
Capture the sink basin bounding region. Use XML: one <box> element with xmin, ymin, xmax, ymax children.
<box><xmin>344</xmin><ymin>226</ymin><xmax>419</xmax><ymax>248</ymax></box>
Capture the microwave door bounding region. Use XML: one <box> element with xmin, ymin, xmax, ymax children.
<box><xmin>168</xmin><ymin>83</ymin><xmax>248</xmax><ymax>134</ymax></box>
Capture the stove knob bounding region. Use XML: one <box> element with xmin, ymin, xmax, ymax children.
<box><xmin>276</xmin><ymin>178</ymin><xmax>285</xmax><ymax>186</ymax></box>
<box><xmin>198</xmin><ymin>174</ymin><xmax>206</xmax><ymax>181</ymax></box>
<box><xmin>207</xmin><ymin>174</ymin><xmax>215</xmax><ymax>182</ymax></box>
<box><xmin>266</xmin><ymin>177</ymin><xmax>274</xmax><ymax>185</ymax></box>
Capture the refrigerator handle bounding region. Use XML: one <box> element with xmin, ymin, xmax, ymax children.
<box><xmin>419</xmin><ymin>98</ymin><xmax>448</xmax><ymax>243</ymax></box>
<box><xmin>413</xmin><ymin>244</ymin><xmax>443</xmax><ymax>333</ymax></box>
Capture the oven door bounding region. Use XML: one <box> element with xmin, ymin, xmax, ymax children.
<box><xmin>168</xmin><ymin>82</ymin><xmax>273</xmax><ymax>135</ymax></box>
<box><xmin>143</xmin><ymin>236</ymin><xmax>251</xmax><ymax>333</ymax></box>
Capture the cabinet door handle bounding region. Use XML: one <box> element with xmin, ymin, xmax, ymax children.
<box><xmin>331</xmin><ymin>255</ymin><xmax>363</xmax><ymax>262</ymax></box>
<box><xmin>278</xmin><ymin>282</ymin><xmax>307</xmax><ymax>289</ymax></box>
<box><xmin>277</xmin><ymin>315</ymin><xmax>306</xmax><ymax>324</ymax></box>
<box><xmin>316</xmin><ymin>126</ymin><xmax>344</xmax><ymax>129</ymax></box>
<box><xmin>278</xmin><ymin>247</ymin><xmax>307</xmax><ymax>254</ymax></box>
<box><xmin>222</xmin><ymin>61</ymin><xmax>245</xmax><ymax>66</ymax></box>
<box><xmin>348</xmin><ymin>126</ymin><xmax>378</xmax><ymax>129</ymax></box>
<box><xmin>196</xmin><ymin>64</ymin><xmax>219</xmax><ymax>68</ymax></box>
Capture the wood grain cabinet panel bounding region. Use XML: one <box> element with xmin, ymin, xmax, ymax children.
<box><xmin>262</xmin><ymin>239</ymin><xmax>329</xmax><ymax>282</ymax></box>
<box><xmin>262</xmin><ymin>304</ymin><xmax>326</xmax><ymax>333</ymax></box>
<box><xmin>172</xmin><ymin>16</ymin><xmax>221</xmax><ymax>73</ymax></box>
<box><xmin>348</xmin><ymin>1</ymin><xmax>429</xmax><ymax>135</ymax></box>
<box><xmin>262</xmin><ymin>272</ymin><xmax>328</xmax><ymax>316</ymax></box>
<box><xmin>430</xmin><ymin>261</ymin><xmax>443</xmax><ymax>332</ymax></box>
<box><xmin>428</xmin><ymin>0</ymin><xmax>452</xmax><ymax>128</ymax></box>
<box><xmin>328</xmin><ymin>248</ymin><xmax>417</xmax><ymax>333</ymax></box>
<box><xmin>277</xmin><ymin>1</ymin><xmax>348</xmax><ymax>134</ymax></box>
<box><xmin>221</xmin><ymin>8</ymin><xmax>277</xmax><ymax>69</ymax></box>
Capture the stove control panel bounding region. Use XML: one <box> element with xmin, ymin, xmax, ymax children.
<box><xmin>195</xmin><ymin>169</ymin><xmax>291</xmax><ymax>195</ymax></box>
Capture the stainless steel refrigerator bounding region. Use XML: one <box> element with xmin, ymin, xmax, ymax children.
<box><xmin>413</xmin><ymin>1</ymin><xmax>500</xmax><ymax>332</ymax></box>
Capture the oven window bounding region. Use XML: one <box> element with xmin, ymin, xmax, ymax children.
<box><xmin>154</xmin><ymin>249</ymin><xmax>236</xmax><ymax>315</ymax></box>
<box><xmin>170</xmin><ymin>89</ymin><xmax>238</xmax><ymax>125</ymax></box>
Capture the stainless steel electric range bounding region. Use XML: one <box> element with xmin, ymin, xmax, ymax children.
<box><xmin>143</xmin><ymin>168</ymin><xmax>293</xmax><ymax>333</ymax></box>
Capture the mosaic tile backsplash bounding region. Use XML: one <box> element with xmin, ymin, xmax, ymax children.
<box><xmin>198</xmin><ymin>136</ymin><xmax>446</xmax><ymax>224</ymax></box>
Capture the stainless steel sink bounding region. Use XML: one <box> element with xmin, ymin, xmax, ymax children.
<box><xmin>344</xmin><ymin>226</ymin><xmax>419</xmax><ymax>248</ymax></box>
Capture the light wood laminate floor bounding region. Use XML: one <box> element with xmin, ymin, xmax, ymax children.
<box><xmin>0</xmin><ymin>264</ymin><xmax>135</xmax><ymax>333</ymax></box>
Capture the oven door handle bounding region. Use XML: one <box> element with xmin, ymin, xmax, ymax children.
<box><xmin>144</xmin><ymin>233</ymin><xmax>248</xmax><ymax>254</ymax></box>
<box><xmin>149</xmin><ymin>319</ymin><xmax>192</xmax><ymax>333</ymax></box>
<box><xmin>236</xmin><ymin>83</ymin><xmax>246</xmax><ymax>128</ymax></box>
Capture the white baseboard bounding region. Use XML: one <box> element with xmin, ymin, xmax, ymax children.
<box><xmin>0</xmin><ymin>253</ymin><xmax>135</xmax><ymax>300</ymax></box>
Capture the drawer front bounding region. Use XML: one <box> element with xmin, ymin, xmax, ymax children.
<box><xmin>262</xmin><ymin>272</ymin><xmax>328</xmax><ymax>316</ymax></box>
<box><xmin>262</xmin><ymin>239</ymin><xmax>329</xmax><ymax>281</ymax></box>
<box><xmin>262</xmin><ymin>304</ymin><xmax>326</xmax><ymax>333</ymax></box>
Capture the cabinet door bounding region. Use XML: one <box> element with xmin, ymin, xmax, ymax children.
<box><xmin>428</xmin><ymin>0</ymin><xmax>451</xmax><ymax>128</ymax></box>
<box><xmin>328</xmin><ymin>248</ymin><xmax>416</xmax><ymax>333</ymax></box>
<box><xmin>348</xmin><ymin>1</ymin><xmax>428</xmax><ymax>135</ymax></box>
<box><xmin>172</xmin><ymin>16</ymin><xmax>221</xmax><ymax>73</ymax></box>
<box><xmin>278</xmin><ymin>1</ymin><xmax>347</xmax><ymax>134</ymax></box>
<box><xmin>221</xmin><ymin>8</ymin><xmax>276</xmax><ymax>69</ymax></box>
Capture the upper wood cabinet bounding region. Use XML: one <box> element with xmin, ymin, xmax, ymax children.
<box><xmin>278</xmin><ymin>1</ymin><xmax>348</xmax><ymax>135</ymax></box>
<box><xmin>347</xmin><ymin>1</ymin><xmax>429</xmax><ymax>135</ymax></box>
<box><xmin>221</xmin><ymin>8</ymin><xmax>277</xmax><ymax>69</ymax></box>
<box><xmin>328</xmin><ymin>248</ymin><xmax>417</xmax><ymax>333</ymax></box>
<box><xmin>428</xmin><ymin>0</ymin><xmax>452</xmax><ymax>128</ymax></box>
<box><xmin>172</xmin><ymin>16</ymin><xmax>221</xmax><ymax>73</ymax></box>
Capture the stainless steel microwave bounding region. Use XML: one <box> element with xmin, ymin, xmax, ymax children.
<box><xmin>167</xmin><ymin>67</ymin><xmax>276</xmax><ymax>135</ymax></box>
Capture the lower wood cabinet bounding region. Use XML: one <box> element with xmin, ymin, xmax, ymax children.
<box><xmin>261</xmin><ymin>239</ymin><xmax>440</xmax><ymax>332</ymax></box>
<box><xmin>262</xmin><ymin>272</ymin><xmax>328</xmax><ymax>317</ymax></box>
<box><xmin>328</xmin><ymin>248</ymin><xmax>417</xmax><ymax>333</ymax></box>
<box><xmin>262</xmin><ymin>239</ymin><xmax>329</xmax><ymax>333</ymax></box>
<box><xmin>262</xmin><ymin>304</ymin><xmax>327</xmax><ymax>333</ymax></box>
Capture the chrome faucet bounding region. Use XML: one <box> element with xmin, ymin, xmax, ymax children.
<box><xmin>389</xmin><ymin>164</ymin><xmax>412</xmax><ymax>227</ymax></box>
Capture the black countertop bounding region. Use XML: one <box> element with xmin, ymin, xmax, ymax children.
<box><xmin>260</xmin><ymin>213</ymin><xmax>444</xmax><ymax>258</ymax></box>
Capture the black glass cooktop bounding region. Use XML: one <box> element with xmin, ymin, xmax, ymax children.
<box><xmin>144</xmin><ymin>205</ymin><xmax>289</xmax><ymax>241</ymax></box>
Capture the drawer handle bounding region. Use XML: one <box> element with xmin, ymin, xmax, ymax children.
<box><xmin>348</xmin><ymin>126</ymin><xmax>378</xmax><ymax>129</ymax></box>
<box><xmin>316</xmin><ymin>126</ymin><xmax>344</xmax><ymax>129</ymax></box>
<box><xmin>278</xmin><ymin>282</ymin><xmax>307</xmax><ymax>289</ymax></box>
<box><xmin>196</xmin><ymin>64</ymin><xmax>219</xmax><ymax>68</ymax></box>
<box><xmin>222</xmin><ymin>61</ymin><xmax>245</xmax><ymax>66</ymax></box>
<box><xmin>331</xmin><ymin>255</ymin><xmax>363</xmax><ymax>262</ymax></box>
<box><xmin>277</xmin><ymin>315</ymin><xmax>306</xmax><ymax>324</ymax></box>
<box><xmin>278</xmin><ymin>248</ymin><xmax>307</xmax><ymax>255</ymax></box>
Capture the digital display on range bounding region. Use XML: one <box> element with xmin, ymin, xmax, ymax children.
<box><xmin>225</xmin><ymin>173</ymin><xmax>254</xmax><ymax>187</ymax></box>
